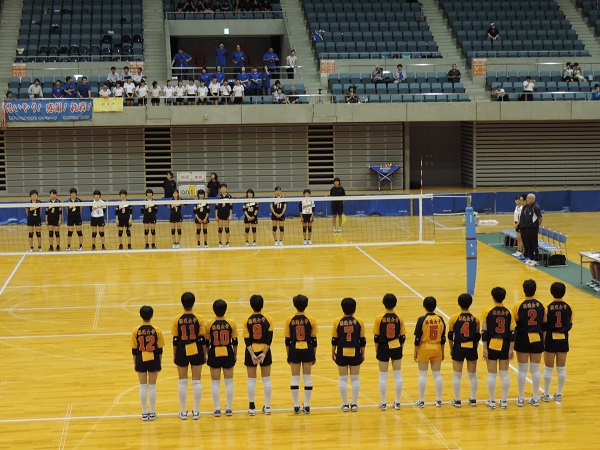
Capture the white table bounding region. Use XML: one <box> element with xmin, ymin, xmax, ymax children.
<box><xmin>579</xmin><ymin>251</ymin><xmax>600</xmax><ymax>284</ymax></box>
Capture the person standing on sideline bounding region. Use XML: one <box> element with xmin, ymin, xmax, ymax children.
<box><xmin>512</xmin><ymin>194</ymin><xmax>526</xmax><ymax>259</ymax></box>
<box><xmin>207</xmin><ymin>172</ymin><xmax>221</xmax><ymax>198</ymax></box>
<box><xmin>163</xmin><ymin>171</ymin><xmax>177</xmax><ymax>198</ymax></box>
<box><xmin>172</xmin><ymin>48</ymin><xmax>192</xmax><ymax>80</ymax></box>
<box><xmin>330</xmin><ymin>177</ymin><xmax>346</xmax><ymax>232</ymax></box>
<box><xmin>518</xmin><ymin>193</ymin><xmax>542</xmax><ymax>265</ymax></box>
<box><xmin>215</xmin><ymin>43</ymin><xmax>228</xmax><ymax>69</ymax></box>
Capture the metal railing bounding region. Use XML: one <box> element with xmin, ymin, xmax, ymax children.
<box><xmin>319</xmin><ymin>51</ymin><xmax>442</xmax><ymax>61</ymax></box>
<box><xmin>168</xmin><ymin>65</ymin><xmax>304</xmax><ymax>81</ymax></box>
<box><xmin>165</xmin><ymin>11</ymin><xmax>284</xmax><ymax>20</ymax></box>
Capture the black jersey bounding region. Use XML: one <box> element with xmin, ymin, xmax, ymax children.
<box><xmin>545</xmin><ymin>300</ymin><xmax>573</xmax><ymax>334</ymax></box>
<box><xmin>163</xmin><ymin>179</ymin><xmax>177</xmax><ymax>198</ymax></box>
<box><xmin>243</xmin><ymin>312</ymin><xmax>274</xmax><ymax>351</ymax></box>
<box><xmin>169</xmin><ymin>202</ymin><xmax>183</xmax><ymax>215</ymax></box>
<box><xmin>194</xmin><ymin>202</ymin><xmax>210</xmax><ymax>220</ymax></box>
<box><xmin>330</xmin><ymin>186</ymin><xmax>346</xmax><ymax>198</ymax></box>
<box><xmin>333</xmin><ymin>316</ymin><xmax>365</xmax><ymax>350</ymax></box>
<box><xmin>216</xmin><ymin>193</ymin><xmax>233</xmax><ymax>213</ymax></box>
<box><xmin>65</xmin><ymin>197</ymin><xmax>82</xmax><ymax>219</ymax></box>
<box><xmin>448</xmin><ymin>312</ymin><xmax>480</xmax><ymax>349</ymax></box>
<box><xmin>512</xmin><ymin>298</ymin><xmax>545</xmax><ymax>336</ymax></box>
<box><xmin>141</xmin><ymin>201</ymin><xmax>157</xmax><ymax>221</ymax></box>
<box><xmin>45</xmin><ymin>199</ymin><xmax>62</xmax><ymax>220</ymax></box>
<box><xmin>116</xmin><ymin>203</ymin><xmax>133</xmax><ymax>222</ymax></box>
<box><xmin>28</xmin><ymin>200</ymin><xmax>42</xmax><ymax>217</ymax></box>
<box><xmin>243</xmin><ymin>201</ymin><xmax>259</xmax><ymax>218</ymax></box>
<box><xmin>272</xmin><ymin>196</ymin><xmax>285</xmax><ymax>215</ymax></box>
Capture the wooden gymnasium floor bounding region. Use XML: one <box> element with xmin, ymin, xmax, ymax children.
<box><xmin>0</xmin><ymin>211</ymin><xmax>598</xmax><ymax>449</ymax></box>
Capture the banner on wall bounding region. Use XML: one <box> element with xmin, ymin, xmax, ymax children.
<box><xmin>2</xmin><ymin>99</ymin><xmax>93</xmax><ymax>123</ymax></box>
<box><xmin>93</xmin><ymin>97</ymin><xmax>124</xmax><ymax>112</ymax></box>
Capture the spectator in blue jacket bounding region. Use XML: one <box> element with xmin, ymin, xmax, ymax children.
<box><xmin>63</xmin><ymin>76</ymin><xmax>76</xmax><ymax>98</ymax></box>
<box><xmin>199</xmin><ymin>67</ymin><xmax>212</xmax><ymax>86</ymax></box>
<box><xmin>249</xmin><ymin>67</ymin><xmax>261</xmax><ymax>96</ymax></box>
<box><xmin>261</xmin><ymin>65</ymin><xmax>272</xmax><ymax>96</ymax></box>
<box><xmin>215</xmin><ymin>43</ymin><xmax>228</xmax><ymax>68</ymax></box>
<box><xmin>232</xmin><ymin>44</ymin><xmax>246</xmax><ymax>73</ymax></box>
<box><xmin>76</xmin><ymin>77</ymin><xmax>92</xmax><ymax>99</ymax></box>
<box><xmin>52</xmin><ymin>80</ymin><xmax>64</xmax><ymax>98</ymax></box>
<box><xmin>592</xmin><ymin>84</ymin><xmax>600</xmax><ymax>100</ymax></box>
<box><xmin>172</xmin><ymin>48</ymin><xmax>192</xmax><ymax>79</ymax></box>
<box><xmin>214</xmin><ymin>66</ymin><xmax>226</xmax><ymax>85</ymax></box>
<box><xmin>237</xmin><ymin>67</ymin><xmax>250</xmax><ymax>90</ymax></box>
<box><xmin>263</xmin><ymin>47</ymin><xmax>279</xmax><ymax>76</ymax></box>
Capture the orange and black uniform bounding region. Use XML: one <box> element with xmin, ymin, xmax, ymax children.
<box><xmin>448</xmin><ymin>312</ymin><xmax>480</xmax><ymax>362</ymax></box>
<box><xmin>205</xmin><ymin>317</ymin><xmax>238</xmax><ymax>369</ymax></box>
<box><xmin>373</xmin><ymin>310</ymin><xmax>406</xmax><ymax>362</ymax></box>
<box><xmin>243</xmin><ymin>312</ymin><xmax>274</xmax><ymax>367</ymax></box>
<box><xmin>414</xmin><ymin>312</ymin><xmax>446</xmax><ymax>362</ymax></box>
<box><xmin>481</xmin><ymin>303</ymin><xmax>516</xmax><ymax>360</ymax></box>
<box><xmin>132</xmin><ymin>323</ymin><xmax>165</xmax><ymax>373</ymax></box>
<box><xmin>172</xmin><ymin>312</ymin><xmax>206</xmax><ymax>367</ymax></box>
<box><xmin>512</xmin><ymin>298</ymin><xmax>545</xmax><ymax>353</ymax></box>
<box><xmin>285</xmin><ymin>312</ymin><xmax>318</xmax><ymax>363</ymax></box>
<box><xmin>332</xmin><ymin>315</ymin><xmax>366</xmax><ymax>366</ymax></box>
<box><xmin>544</xmin><ymin>300</ymin><xmax>574</xmax><ymax>353</ymax></box>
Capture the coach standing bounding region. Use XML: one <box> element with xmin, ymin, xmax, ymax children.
<box><xmin>163</xmin><ymin>171</ymin><xmax>177</xmax><ymax>198</ymax></box>
<box><xmin>519</xmin><ymin>193</ymin><xmax>542</xmax><ymax>266</ymax></box>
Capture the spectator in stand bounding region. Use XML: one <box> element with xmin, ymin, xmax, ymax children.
<box><xmin>150</xmin><ymin>81</ymin><xmax>161</xmax><ymax>106</ymax></box>
<box><xmin>136</xmin><ymin>79</ymin><xmax>149</xmax><ymax>106</ymax></box>
<box><xmin>199</xmin><ymin>67</ymin><xmax>212</xmax><ymax>87</ymax></box>
<box><xmin>286</xmin><ymin>49</ymin><xmax>298</xmax><ymax>79</ymax></box>
<box><xmin>232</xmin><ymin>44</ymin><xmax>246</xmax><ymax>74</ymax></box>
<box><xmin>121</xmin><ymin>66</ymin><xmax>132</xmax><ymax>81</ymax></box>
<box><xmin>172</xmin><ymin>49</ymin><xmax>192</xmax><ymax>80</ymax></box>
<box><xmin>63</xmin><ymin>76</ymin><xmax>76</xmax><ymax>99</ymax></box>
<box><xmin>562</xmin><ymin>62</ymin><xmax>573</xmax><ymax>82</ymax></box>
<box><xmin>261</xmin><ymin>65</ymin><xmax>272</xmax><ymax>96</ymax></box>
<box><xmin>52</xmin><ymin>80</ymin><xmax>64</xmax><ymax>98</ymax></box>
<box><xmin>272</xmin><ymin>87</ymin><xmax>286</xmax><ymax>104</ymax></box>
<box><xmin>216</xmin><ymin>43</ymin><xmax>228</xmax><ymax>69</ymax></box>
<box><xmin>270</xmin><ymin>79</ymin><xmax>282</xmax><ymax>95</ymax></box>
<box><xmin>220</xmin><ymin>82</ymin><xmax>232</xmax><ymax>105</ymax></box>
<box><xmin>99</xmin><ymin>83</ymin><xmax>112</xmax><ymax>98</ymax></box>
<box><xmin>520</xmin><ymin>76</ymin><xmax>536</xmax><ymax>101</ymax></box>
<box><xmin>214</xmin><ymin>66</ymin><xmax>226</xmax><ymax>85</ymax></box>
<box><xmin>591</xmin><ymin>84</ymin><xmax>600</xmax><ymax>100</ymax></box>
<box><xmin>249</xmin><ymin>67</ymin><xmax>262</xmax><ymax>96</ymax></box>
<box><xmin>124</xmin><ymin>76</ymin><xmax>136</xmax><ymax>106</ymax></box>
<box><xmin>198</xmin><ymin>80</ymin><xmax>208</xmax><ymax>104</ymax></box>
<box><xmin>107</xmin><ymin>66</ymin><xmax>120</xmax><ymax>89</ymax></box>
<box><xmin>177</xmin><ymin>1</ymin><xmax>196</xmax><ymax>12</ymax></box>
<box><xmin>5</xmin><ymin>91</ymin><xmax>14</xmax><ymax>99</ymax></box>
<box><xmin>238</xmin><ymin>67</ymin><xmax>250</xmax><ymax>91</ymax></box>
<box><xmin>113</xmin><ymin>81</ymin><xmax>124</xmax><ymax>100</ymax></box>
<box><xmin>263</xmin><ymin>47</ymin><xmax>279</xmax><ymax>77</ymax></box>
<box><xmin>175</xmin><ymin>79</ymin><xmax>185</xmax><ymax>105</ymax></box>
<box><xmin>372</xmin><ymin>66</ymin><xmax>384</xmax><ymax>84</ymax></box>
<box><xmin>492</xmin><ymin>84</ymin><xmax>509</xmax><ymax>101</ymax></box>
<box><xmin>572</xmin><ymin>63</ymin><xmax>585</xmax><ymax>83</ymax></box>
<box><xmin>196</xmin><ymin>1</ymin><xmax>205</xmax><ymax>11</ymax></box>
<box><xmin>287</xmin><ymin>85</ymin><xmax>299</xmax><ymax>104</ymax></box>
<box><xmin>487</xmin><ymin>23</ymin><xmax>500</xmax><ymax>41</ymax></box>
<box><xmin>209</xmin><ymin>76</ymin><xmax>221</xmax><ymax>105</ymax></box>
<box><xmin>394</xmin><ymin>64</ymin><xmax>407</xmax><ymax>84</ymax></box>
<box><xmin>132</xmin><ymin>67</ymin><xmax>145</xmax><ymax>86</ymax></box>
<box><xmin>232</xmin><ymin>79</ymin><xmax>244</xmax><ymax>104</ymax></box>
<box><xmin>163</xmin><ymin>79</ymin><xmax>174</xmax><ymax>105</ymax></box>
<box><xmin>346</xmin><ymin>86</ymin><xmax>358</xmax><ymax>103</ymax></box>
<box><xmin>185</xmin><ymin>78</ymin><xmax>198</xmax><ymax>105</ymax></box>
<box><xmin>76</xmin><ymin>77</ymin><xmax>92</xmax><ymax>99</ymax></box>
<box><xmin>28</xmin><ymin>79</ymin><xmax>43</xmax><ymax>99</ymax></box>
<box><xmin>447</xmin><ymin>64</ymin><xmax>461</xmax><ymax>84</ymax></box>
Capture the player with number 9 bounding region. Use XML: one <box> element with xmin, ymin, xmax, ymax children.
<box><xmin>413</xmin><ymin>296</ymin><xmax>446</xmax><ymax>408</ymax></box>
<box><xmin>205</xmin><ymin>299</ymin><xmax>238</xmax><ymax>417</ymax></box>
<box><xmin>172</xmin><ymin>292</ymin><xmax>207</xmax><ymax>421</ymax></box>
<box><xmin>132</xmin><ymin>305</ymin><xmax>165</xmax><ymax>422</ymax></box>
<box><xmin>243</xmin><ymin>294</ymin><xmax>274</xmax><ymax>416</ymax></box>
<box><xmin>284</xmin><ymin>294</ymin><xmax>318</xmax><ymax>414</ymax></box>
<box><xmin>373</xmin><ymin>293</ymin><xmax>406</xmax><ymax>411</ymax></box>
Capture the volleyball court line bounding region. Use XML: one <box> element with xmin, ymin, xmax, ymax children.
<box><xmin>0</xmin><ymin>254</ymin><xmax>26</xmax><ymax>297</ymax></box>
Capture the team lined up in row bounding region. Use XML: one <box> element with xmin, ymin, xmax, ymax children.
<box><xmin>24</xmin><ymin>179</ymin><xmax>347</xmax><ymax>251</ymax></box>
<box><xmin>131</xmin><ymin>279</ymin><xmax>573</xmax><ymax>421</ymax></box>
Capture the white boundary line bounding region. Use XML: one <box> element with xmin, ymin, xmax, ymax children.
<box><xmin>57</xmin><ymin>404</ymin><xmax>72</xmax><ymax>450</ymax></box>
<box><xmin>92</xmin><ymin>286</ymin><xmax>104</xmax><ymax>330</ymax></box>
<box><xmin>0</xmin><ymin>254</ymin><xmax>25</xmax><ymax>297</ymax></box>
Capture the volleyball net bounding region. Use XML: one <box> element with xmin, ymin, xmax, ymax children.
<box><xmin>0</xmin><ymin>193</ymin><xmax>436</xmax><ymax>254</ymax></box>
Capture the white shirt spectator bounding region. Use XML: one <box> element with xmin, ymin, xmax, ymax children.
<box><xmin>136</xmin><ymin>84</ymin><xmax>149</xmax><ymax>98</ymax></box>
<box><xmin>232</xmin><ymin>84</ymin><xmax>244</xmax><ymax>98</ymax></box>
<box><xmin>151</xmin><ymin>86</ymin><xmax>161</xmax><ymax>99</ymax></box>
<box><xmin>209</xmin><ymin>82</ymin><xmax>220</xmax><ymax>96</ymax></box>
<box><xmin>113</xmin><ymin>86</ymin><xmax>124</xmax><ymax>97</ymax></box>
<box><xmin>164</xmin><ymin>85</ymin><xmax>175</xmax><ymax>99</ymax></box>
<box><xmin>123</xmin><ymin>81</ymin><xmax>136</xmax><ymax>95</ymax></box>
<box><xmin>175</xmin><ymin>85</ymin><xmax>185</xmax><ymax>98</ymax></box>
<box><xmin>28</xmin><ymin>83</ymin><xmax>43</xmax><ymax>99</ymax></box>
<box><xmin>523</xmin><ymin>79</ymin><xmax>535</xmax><ymax>92</ymax></box>
<box><xmin>286</xmin><ymin>54</ymin><xmax>298</xmax><ymax>68</ymax></box>
<box><xmin>99</xmin><ymin>87</ymin><xmax>112</xmax><ymax>98</ymax></box>
<box><xmin>185</xmin><ymin>83</ymin><xmax>198</xmax><ymax>97</ymax></box>
<box><xmin>132</xmin><ymin>73</ymin><xmax>143</xmax><ymax>85</ymax></box>
<box><xmin>107</xmin><ymin>71</ymin><xmax>120</xmax><ymax>84</ymax></box>
<box><xmin>220</xmin><ymin>84</ymin><xmax>232</xmax><ymax>97</ymax></box>
<box><xmin>198</xmin><ymin>85</ymin><xmax>208</xmax><ymax>99</ymax></box>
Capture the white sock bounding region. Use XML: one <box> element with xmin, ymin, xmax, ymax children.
<box><xmin>468</xmin><ymin>372</ymin><xmax>478</xmax><ymax>400</ymax></box>
<box><xmin>178</xmin><ymin>379</ymin><xmax>188</xmax><ymax>412</ymax></box>
<box><xmin>452</xmin><ymin>371</ymin><xmax>461</xmax><ymax>400</ymax></box>
<box><xmin>338</xmin><ymin>374</ymin><xmax>349</xmax><ymax>404</ymax></box>
<box><xmin>517</xmin><ymin>362</ymin><xmax>528</xmax><ymax>398</ymax></box>
<box><xmin>211</xmin><ymin>379</ymin><xmax>220</xmax><ymax>410</ymax></box>
<box><xmin>393</xmin><ymin>370</ymin><xmax>403</xmax><ymax>404</ymax></box>
<box><xmin>379</xmin><ymin>371</ymin><xmax>388</xmax><ymax>404</ymax></box>
<box><xmin>148</xmin><ymin>384</ymin><xmax>157</xmax><ymax>413</ymax></box>
<box><xmin>303</xmin><ymin>374</ymin><xmax>313</xmax><ymax>406</ymax></box>
<box><xmin>139</xmin><ymin>384</ymin><xmax>148</xmax><ymax>414</ymax></box>
<box><xmin>247</xmin><ymin>377</ymin><xmax>257</xmax><ymax>403</ymax></box>
<box><xmin>350</xmin><ymin>374</ymin><xmax>360</xmax><ymax>404</ymax></box>
<box><xmin>418</xmin><ymin>370</ymin><xmax>428</xmax><ymax>402</ymax></box>
<box><xmin>192</xmin><ymin>380</ymin><xmax>202</xmax><ymax>412</ymax></box>
<box><xmin>530</xmin><ymin>362</ymin><xmax>541</xmax><ymax>400</ymax></box>
<box><xmin>432</xmin><ymin>370</ymin><xmax>442</xmax><ymax>402</ymax></box>
<box><xmin>487</xmin><ymin>372</ymin><xmax>497</xmax><ymax>401</ymax></box>
<box><xmin>499</xmin><ymin>370</ymin><xmax>510</xmax><ymax>402</ymax></box>
<box><xmin>556</xmin><ymin>366</ymin><xmax>566</xmax><ymax>395</ymax></box>
<box><xmin>263</xmin><ymin>376</ymin><xmax>272</xmax><ymax>407</ymax></box>
<box><xmin>543</xmin><ymin>366</ymin><xmax>553</xmax><ymax>395</ymax></box>
<box><xmin>224</xmin><ymin>378</ymin><xmax>234</xmax><ymax>410</ymax></box>
<box><xmin>291</xmin><ymin>375</ymin><xmax>300</xmax><ymax>407</ymax></box>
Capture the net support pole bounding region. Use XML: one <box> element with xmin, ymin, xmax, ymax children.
<box><xmin>418</xmin><ymin>195</ymin><xmax>423</xmax><ymax>243</ymax></box>
<box><xmin>465</xmin><ymin>202</ymin><xmax>477</xmax><ymax>295</ymax></box>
